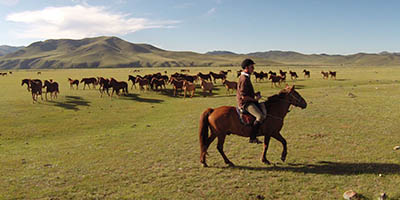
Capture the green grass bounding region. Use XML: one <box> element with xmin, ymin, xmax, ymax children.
<box><xmin>1</xmin><ymin>66</ymin><xmax>400</xmax><ymax>199</ymax></box>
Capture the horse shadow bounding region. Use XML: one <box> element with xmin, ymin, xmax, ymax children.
<box><xmin>48</xmin><ymin>95</ymin><xmax>90</xmax><ymax>111</ymax></box>
<box><xmin>121</xmin><ymin>93</ymin><xmax>164</xmax><ymax>103</ymax></box>
<box><xmin>335</xmin><ymin>79</ymin><xmax>350</xmax><ymax>81</ymax></box>
<box><xmin>227</xmin><ymin>161</ymin><xmax>400</xmax><ymax>175</ymax></box>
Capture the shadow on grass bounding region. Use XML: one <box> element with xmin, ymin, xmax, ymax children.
<box><xmin>228</xmin><ymin>161</ymin><xmax>400</xmax><ymax>175</ymax></box>
<box><xmin>48</xmin><ymin>95</ymin><xmax>90</xmax><ymax>111</ymax></box>
<box><xmin>335</xmin><ymin>79</ymin><xmax>350</xmax><ymax>81</ymax></box>
<box><xmin>121</xmin><ymin>93</ymin><xmax>164</xmax><ymax>103</ymax></box>
<box><xmin>158</xmin><ymin>87</ymin><xmax>224</xmax><ymax>98</ymax></box>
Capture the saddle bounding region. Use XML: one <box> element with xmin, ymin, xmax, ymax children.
<box><xmin>236</xmin><ymin>107</ymin><xmax>256</xmax><ymax>126</ymax></box>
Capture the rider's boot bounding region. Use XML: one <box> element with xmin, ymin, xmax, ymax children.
<box><xmin>249</xmin><ymin>120</ymin><xmax>262</xmax><ymax>144</ymax></box>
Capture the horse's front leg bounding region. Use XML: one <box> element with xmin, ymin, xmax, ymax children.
<box><xmin>272</xmin><ymin>132</ymin><xmax>287</xmax><ymax>162</ymax></box>
<box><xmin>261</xmin><ymin>135</ymin><xmax>271</xmax><ymax>165</ymax></box>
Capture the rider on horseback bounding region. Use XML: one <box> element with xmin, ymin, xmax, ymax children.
<box><xmin>237</xmin><ymin>59</ymin><xmax>267</xmax><ymax>144</ymax></box>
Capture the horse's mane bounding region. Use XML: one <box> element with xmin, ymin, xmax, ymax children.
<box><xmin>263</xmin><ymin>90</ymin><xmax>289</xmax><ymax>106</ymax></box>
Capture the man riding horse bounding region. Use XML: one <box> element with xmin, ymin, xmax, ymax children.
<box><xmin>237</xmin><ymin>58</ymin><xmax>267</xmax><ymax>144</ymax></box>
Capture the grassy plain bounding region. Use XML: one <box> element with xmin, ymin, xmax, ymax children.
<box><xmin>0</xmin><ymin>66</ymin><xmax>400</xmax><ymax>199</ymax></box>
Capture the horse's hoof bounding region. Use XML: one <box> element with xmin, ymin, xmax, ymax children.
<box><xmin>227</xmin><ymin>162</ymin><xmax>235</xmax><ymax>167</ymax></box>
<box><xmin>201</xmin><ymin>162</ymin><xmax>208</xmax><ymax>168</ymax></box>
<box><xmin>281</xmin><ymin>156</ymin><xmax>286</xmax><ymax>162</ymax></box>
<box><xmin>261</xmin><ymin>159</ymin><xmax>271</xmax><ymax>165</ymax></box>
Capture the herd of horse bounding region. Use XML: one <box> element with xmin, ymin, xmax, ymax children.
<box><xmin>17</xmin><ymin>68</ymin><xmax>337</xmax><ymax>102</ymax></box>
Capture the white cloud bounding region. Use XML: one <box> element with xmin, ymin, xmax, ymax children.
<box><xmin>6</xmin><ymin>5</ymin><xmax>179</xmax><ymax>39</ymax></box>
<box><xmin>0</xmin><ymin>0</ymin><xmax>19</xmax><ymax>6</ymax></box>
<box><xmin>206</xmin><ymin>8</ymin><xmax>216</xmax><ymax>16</ymax></box>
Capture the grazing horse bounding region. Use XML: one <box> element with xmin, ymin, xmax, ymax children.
<box><xmin>303</xmin><ymin>69</ymin><xmax>310</xmax><ymax>78</ymax></box>
<box><xmin>109</xmin><ymin>78</ymin><xmax>128</xmax><ymax>97</ymax></box>
<box><xmin>209</xmin><ymin>71</ymin><xmax>226</xmax><ymax>83</ymax></box>
<box><xmin>321</xmin><ymin>71</ymin><xmax>329</xmax><ymax>79</ymax></box>
<box><xmin>68</xmin><ymin>78</ymin><xmax>79</xmax><ymax>89</ymax></box>
<box><xmin>222</xmin><ymin>79</ymin><xmax>237</xmax><ymax>94</ymax></box>
<box><xmin>197</xmin><ymin>72</ymin><xmax>212</xmax><ymax>82</ymax></box>
<box><xmin>128</xmin><ymin>75</ymin><xmax>137</xmax><ymax>89</ymax></box>
<box><xmin>29</xmin><ymin>79</ymin><xmax>43</xmax><ymax>103</ymax></box>
<box><xmin>43</xmin><ymin>80</ymin><xmax>59</xmax><ymax>100</ymax></box>
<box><xmin>81</xmin><ymin>77</ymin><xmax>98</xmax><ymax>89</ymax></box>
<box><xmin>183</xmin><ymin>80</ymin><xmax>196</xmax><ymax>98</ymax></box>
<box><xmin>1</xmin><ymin>72</ymin><xmax>7</xmax><ymax>76</ymax></box>
<box><xmin>329</xmin><ymin>71</ymin><xmax>336</xmax><ymax>79</ymax></box>
<box><xmin>200</xmin><ymin>79</ymin><xmax>214</xmax><ymax>95</ymax></box>
<box><xmin>37</xmin><ymin>72</ymin><xmax>41</xmax><ymax>75</ymax></box>
<box><xmin>169</xmin><ymin>77</ymin><xmax>184</xmax><ymax>96</ymax></box>
<box><xmin>22</xmin><ymin>79</ymin><xmax>31</xmax><ymax>91</ymax></box>
<box><xmin>199</xmin><ymin>85</ymin><xmax>307</xmax><ymax>167</ymax></box>
<box><xmin>269</xmin><ymin>75</ymin><xmax>282</xmax><ymax>87</ymax></box>
<box><xmin>289</xmin><ymin>71</ymin><xmax>298</xmax><ymax>80</ymax></box>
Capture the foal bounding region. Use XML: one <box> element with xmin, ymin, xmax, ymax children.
<box><xmin>68</xmin><ymin>78</ymin><xmax>79</xmax><ymax>89</ymax></box>
<box><xmin>183</xmin><ymin>80</ymin><xmax>196</xmax><ymax>98</ymax></box>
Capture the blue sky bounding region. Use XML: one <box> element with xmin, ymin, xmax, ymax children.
<box><xmin>0</xmin><ymin>0</ymin><xmax>399</xmax><ymax>55</ymax></box>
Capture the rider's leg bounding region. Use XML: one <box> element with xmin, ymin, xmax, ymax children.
<box><xmin>246</xmin><ymin>103</ymin><xmax>263</xmax><ymax>144</ymax></box>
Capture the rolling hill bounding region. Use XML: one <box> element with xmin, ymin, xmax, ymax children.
<box><xmin>247</xmin><ymin>50</ymin><xmax>400</xmax><ymax>66</ymax></box>
<box><xmin>0</xmin><ymin>45</ymin><xmax>24</xmax><ymax>56</ymax></box>
<box><xmin>0</xmin><ymin>36</ymin><xmax>279</xmax><ymax>69</ymax></box>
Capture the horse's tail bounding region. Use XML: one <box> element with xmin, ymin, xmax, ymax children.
<box><xmin>199</xmin><ymin>108</ymin><xmax>214</xmax><ymax>155</ymax></box>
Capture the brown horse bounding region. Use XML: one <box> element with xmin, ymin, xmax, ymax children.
<box><xmin>81</xmin><ymin>77</ymin><xmax>98</xmax><ymax>89</ymax></box>
<box><xmin>329</xmin><ymin>71</ymin><xmax>337</xmax><ymax>79</ymax></box>
<box><xmin>183</xmin><ymin>80</ymin><xmax>196</xmax><ymax>98</ymax></box>
<box><xmin>222</xmin><ymin>79</ymin><xmax>237</xmax><ymax>94</ymax></box>
<box><xmin>168</xmin><ymin>77</ymin><xmax>184</xmax><ymax>96</ymax></box>
<box><xmin>269</xmin><ymin>75</ymin><xmax>282</xmax><ymax>87</ymax></box>
<box><xmin>199</xmin><ymin>86</ymin><xmax>307</xmax><ymax>167</ymax></box>
<box><xmin>303</xmin><ymin>69</ymin><xmax>310</xmax><ymax>78</ymax></box>
<box><xmin>128</xmin><ymin>75</ymin><xmax>137</xmax><ymax>89</ymax></box>
<box><xmin>29</xmin><ymin>79</ymin><xmax>43</xmax><ymax>103</ymax></box>
<box><xmin>109</xmin><ymin>78</ymin><xmax>128</xmax><ymax>97</ymax></box>
<box><xmin>321</xmin><ymin>71</ymin><xmax>329</xmax><ymax>79</ymax></box>
<box><xmin>98</xmin><ymin>77</ymin><xmax>111</xmax><ymax>97</ymax></box>
<box><xmin>43</xmin><ymin>80</ymin><xmax>59</xmax><ymax>100</ymax></box>
<box><xmin>200</xmin><ymin>79</ymin><xmax>214</xmax><ymax>95</ymax></box>
<box><xmin>289</xmin><ymin>71</ymin><xmax>298</xmax><ymax>80</ymax></box>
<box><xmin>136</xmin><ymin>77</ymin><xmax>149</xmax><ymax>91</ymax></box>
<box><xmin>22</xmin><ymin>79</ymin><xmax>31</xmax><ymax>91</ymax></box>
<box><xmin>209</xmin><ymin>71</ymin><xmax>226</xmax><ymax>83</ymax></box>
<box><xmin>68</xmin><ymin>78</ymin><xmax>79</xmax><ymax>89</ymax></box>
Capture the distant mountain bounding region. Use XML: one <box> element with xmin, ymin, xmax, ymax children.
<box><xmin>0</xmin><ymin>36</ymin><xmax>278</xmax><ymax>69</ymax></box>
<box><xmin>0</xmin><ymin>45</ymin><xmax>24</xmax><ymax>56</ymax></box>
<box><xmin>247</xmin><ymin>50</ymin><xmax>400</xmax><ymax>65</ymax></box>
<box><xmin>206</xmin><ymin>51</ymin><xmax>238</xmax><ymax>55</ymax></box>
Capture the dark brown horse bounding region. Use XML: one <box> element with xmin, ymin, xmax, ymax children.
<box><xmin>199</xmin><ymin>86</ymin><xmax>307</xmax><ymax>167</ymax></box>
<box><xmin>289</xmin><ymin>71</ymin><xmax>298</xmax><ymax>80</ymax></box>
<box><xmin>109</xmin><ymin>78</ymin><xmax>128</xmax><ymax>97</ymax></box>
<box><xmin>168</xmin><ymin>77</ymin><xmax>184</xmax><ymax>96</ymax></box>
<box><xmin>81</xmin><ymin>77</ymin><xmax>98</xmax><ymax>89</ymax></box>
<box><xmin>128</xmin><ymin>75</ymin><xmax>137</xmax><ymax>89</ymax></box>
<box><xmin>98</xmin><ymin>77</ymin><xmax>111</xmax><ymax>97</ymax></box>
<box><xmin>303</xmin><ymin>69</ymin><xmax>310</xmax><ymax>78</ymax></box>
<box><xmin>43</xmin><ymin>80</ymin><xmax>59</xmax><ymax>100</ymax></box>
<box><xmin>209</xmin><ymin>71</ymin><xmax>226</xmax><ymax>83</ymax></box>
<box><xmin>68</xmin><ymin>78</ymin><xmax>79</xmax><ymax>89</ymax></box>
<box><xmin>29</xmin><ymin>79</ymin><xmax>43</xmax><ymax>103</ymax></box>
<box><xmin>150</xmin><ymin>77</ymin><xmax>165</xmax><ymax>91</ymax></box>
<box><xmin>269</xmin><ymin>75</ymin><xmax>282</xmax><ymax>87</ymax></box>
<box><xmin>329</xmin><ymin>71</ymin><xmax>337</xmax><ymax>79</ymax></box>
<box><xmin>197</xmin><ymin>72</ymin><xmax>212</xmax><ymax>82</ymax></box>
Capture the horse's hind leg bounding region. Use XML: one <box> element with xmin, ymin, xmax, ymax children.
<box><xmin>216</xmin><ymin>135</ymin><xmax>234</xmax><ymax>166</ymax></box>
<box><xmin>200</xmin><ymin>133</ymin><xmax>217</xmax><ymax>167</ymax></box>
<box><xmin>272</xmin><ymin>132</ymin><xmax>287</xmax><ymax>162</ymax></box>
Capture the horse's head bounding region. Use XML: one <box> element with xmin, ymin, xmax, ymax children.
<box><xmin>282</xmin><ymin>85</ymin><xmax>307</xmax><ymax>109</ymax></box>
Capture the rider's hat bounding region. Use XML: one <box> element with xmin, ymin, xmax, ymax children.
<box><xmin>241</xmin><ymin>58</ymin><xmax>255</xmax><ymax>69</ymax></box>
